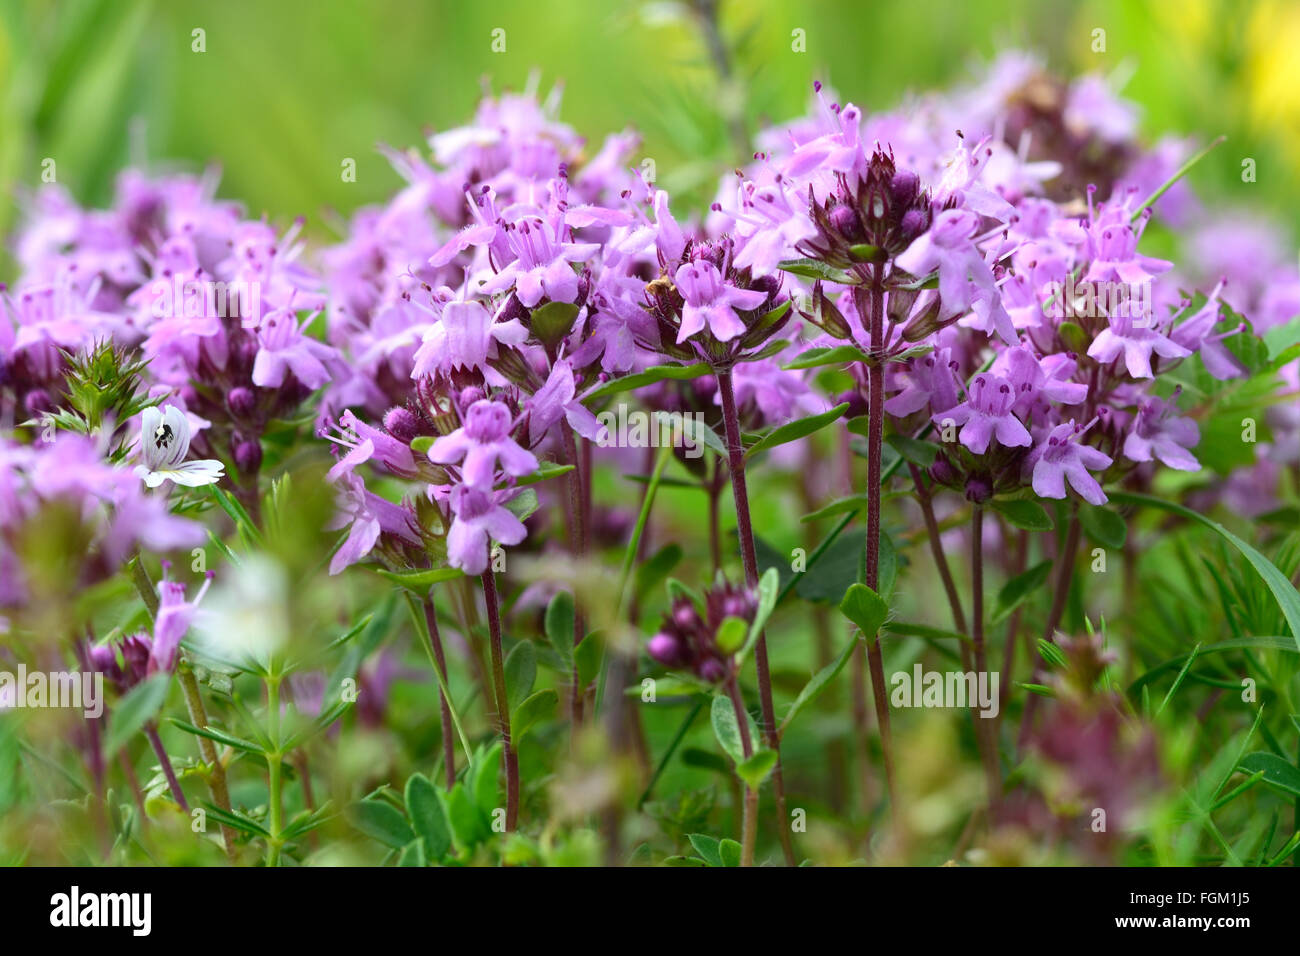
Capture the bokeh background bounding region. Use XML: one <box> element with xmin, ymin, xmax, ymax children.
<box><xmin>2</xmin><ymin>0</ymin><xmax>1297</xmax><ymax>250</ymax></box>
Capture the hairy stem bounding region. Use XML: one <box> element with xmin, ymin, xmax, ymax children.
<box><xmin>856</xmin><ymin>268</ymin><xmax>899</xmax><ymax>816</ymax></box>
<box><xmin>144</xmin><ymin>721</ymin><xmax>189</xmax><ymax>814</ymax></box>
<box><xmin>422</xmin><ymin>597</ymin><xmax>457</xmax><ymax>789</ymax></box>
<box><xmin>970</xmin><ymin>504</ymin><xmax>1000</xmax><ymax>806</ymax></box>
<box><xmin>717</xmin><ymin>367</ymin><xmax>796</xmax><ymax>866</ymax></box>
<box><xmin>724</xmin><ymin>674</ymin><xmax>758</xmax><ymax>867</ymax></box>
<box><xmin>482</xmin><ymin>570</ymin><xmax>519</xmax><ymax>830</ymax></box>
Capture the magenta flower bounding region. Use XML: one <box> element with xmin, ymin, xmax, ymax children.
<box><xmin>410</xmin><ymin>299</ymin><xmax>527</xmax><ymax>381</ymax></box>
<box><xmin>325</xmin><ymin>409</ymin><xmax>417</xmax><ymax>482</ymax></box>
<box><xmin>326</xmin><ymin>473</ymin><xmax>422</xmax><ymax>575</ymax></box>
<box><xmin>673</xmin><ymin>259</ymin><xmax>769</xmax><ymax>344</ymax></box>
<box><xmin>1087</xmin><ymin>311</ymin><xmax>1190</xmax><ymax>379</ymax></box>
<box><xmin>896</xmin><ymin>209</ymin><xmax>1004</xmax><ymax>326</ymax></box>
<box><xmin>428</xmin><ymin>399</ymin><xmax>538</xmax><ymax>489</ymax></box>
<box><xmin>936</xmin><ymin>373</ymin><xmax>1032</xmax><ymax>454</ymax></box>
<box><xmin>526</xmin><ymin>360</ymin><xmax>608</xmax><ymax>446</ymax></box>
<box><xmin>478</xmin><ymin>217</ymin><xmax>599</xmax><ymax>307</ymax></box>
<box><xmin>1123</xmin><ymin>393</ymin><xmax>1200</xmax><ymax>471</ymax></box>
<box><xmin>148</xmin><ymin>568</ymin><xmax>213</xmax><ymax>675</ymax></box>
<box><xmin>252</xmin><ymin>307</ymin><xmax>336</xmax><ymax>390</ymax></box>
<box><xmin>885</xmin><ymin>347</ymin><xmax>960</xmax><ymax>417</ymax></box>
<box><xmin>444</xmin><ymin>483</ymin><xmax>527</xmax><ymax>575</ymax></box>
<box><xmin>1027</xmin><ymin>421</ymin><xmax>1113</xmax><ymax>505</ymax></box>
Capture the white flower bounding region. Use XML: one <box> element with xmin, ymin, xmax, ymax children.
<box><xmin>134</xmin><ymin>405</ymin><xmax>225</xmax><ymax>488</ymax></box>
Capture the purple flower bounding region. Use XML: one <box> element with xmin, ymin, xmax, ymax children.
<box><xmin>992</xmin><ymin>346</ymin><xmax>1088</xmax><ymax>418</ymax></box>
<box><xmin>936</xmin><ymin>373</ymin><xmax>1032</xmax><ymax>454</ymax></box>
<box><xmin>428</xmin><ymin>399</ymin><xmax>538</xmax><ymax>489</ymax></box>
<box><xmin>410</xmin><ymin>299</ymin><xmax>527</xmax><ymax>381</ymax></box>
<box><xmin>526</xmin><ymin>360</ymin><xmax>608</xmax><ymax>446</ymax></box>
<box><xmin>148</xmin><ymin>569</ymin><xmax>213</xmax><ymax>675</ymax></box>
<box><xmin>252</xmin><ymin>306</ymin><xmax>336</xmax><ymax>390</ymax></box>
<box><xmin>896</xmin><ymin>209</ymin><xmax>1006</xmax><ymax>329</ymax></box>
<box><xmin>1087</xmin><ymin>311</ymin><xmax>1190</xmax><ymax>379</ymax></box>
<box><xmin>1027</xmin><ymin>421</ymin><xmax>1113</xmax><ymax>505</ymax></box>
<box><xmin>325</xmin><ymin>409</ymin><xmax>417</xmax><ymax>482</ymax></box>
<box><xmin>885</xmin><ymin>347</ymin><xmax>960</xmax><ymax>418</ymax></box>
<box><xmin>326</xmin><ymin>473</ymin><xmax>422</xmax><ymax>575</ymax></box>
<box><xmin>1123</xmin><ymin>393</ymin><xmax>1200</xmax><ymax>471</ymax></box>
<box><xmin>478</xmin><ymin>216</ymin><xmax>599</xmax><ymax>307</ymax></box>
<box><xmin>444</xmin><ymin>484</ymin><xmax>527</xmax><ymax>575</ymax></box>
<box><xmin>673</xmin><ymin>260</ymin><xmax>768</xmax><ymax>344</ymax></box>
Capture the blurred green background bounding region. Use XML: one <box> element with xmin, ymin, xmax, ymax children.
<box><xmin>1</xmin><ymin>0</ymin><xmax>1297</xmax><ymax>239</ymax></box>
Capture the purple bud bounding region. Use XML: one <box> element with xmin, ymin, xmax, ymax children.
<box><xmin>899</xmin><ymin>208</ymin><xmax>928</xmax><ymax>243</ymax></box>
<box><xmin>383</xmin><ymin>406</ymin><xmax>419</xmax><ymax>443</ymax></box>
<box><xmin>836</xmin><ymin>388</ymin><xmax>870</xmax><ymax>420</ymax></box>
<box><xmin>227</xmin><ymin>386</ymin><xmax>256</xmax><ymax>418</ymax></box>
<box><xmin>672</xmin><ymin>600</ymin><xmax>701</xmax><ymax>631</ymax></box>
<box><xmin>964</xmin><ymin>476</ymin><xmax>993</xmax><ymax>503</ymax></box>
<box><xmin>234</xmin><ymin>439</ymin><xmax>262</xmax><ymax>474</ymax></box>
<box><xmin>829</xmin><ymin>203</ymin><xmax>863</xmax><ymax>241</ymax></box>
<box><xmin>695</xmin><ymin>658</ymin><xmax>727</xmax><ymax>683</ymax></box>
<box><xmin>647</xmin><ymin>633</ymin><xmax>688</xmax><ymax>668</ymax></box>
<box><xmin>890</xmin><ymin>169</ymin><xmax>920</xmax><ymax>209</ymax></box>
<box><xmin>23</xmin><ymin>389</ymin><xmax>53</xmax><ymax>416</ymax></box>
<box><xmin>929</xmin><ymin>456</ymin><xmax>957</xmax><ymax>486</ymax></box>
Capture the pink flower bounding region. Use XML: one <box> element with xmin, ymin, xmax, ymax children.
<box><xmin>444</xmin><ymin>484</ymin><xmax>527</xmax><ymax>575</ymax></box>
<box><xmin>1027</xmin><ymin>421</ymin><xmax>1113</xmax><ymax>505</ymax></box>
<box><xmin>673</xmin><ymin>260</ymin><xmax>768</xmax><ymax>343</ymax></box>
<box><xmin>936</xmin><ymin>373</ymin><xmax>1032</xmax><ymax>454</ymax></box>
<box><xmin>428</xmin><ymin>399</ymin><xmax>537</xmax><ymax>489</ymax></box>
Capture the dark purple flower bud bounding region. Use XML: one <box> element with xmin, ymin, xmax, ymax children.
<box><xmin>234</xmin><ymin>439</ymin><xmax>262</xmax><ymax>474</ymax></box>
<box><xmin>829</xmin><ymin>202</ymin><xmax>864</xmax><ymax>241</ymax></box>
<box><xmin>890</xmin><ymin>169</ymin><xmax>920</xmax><ymax>210</ymax></box>
<box><xmin>383</xmin><ymin>406</ymin><xmax>419</xmax><ymax>443</ymax></box>
<box><xmin>695</xmin><ymin>658</ymin><xmax>727</xmax><ymax>683</ymax></box>
<box><xmin>671</xmin><ymin>599</ymin><xmax>702</xmax><ymax>632</ymax></box>
<box><xmin>837</xmin><ymin>388</ymin><xmax>870</xmax><ymax>420</ymax></box>
<box><xmin>964</xmin><ymin>476</ymin><xmax>993</xmax><ymax>503</ymax></box>
<box><xmin>23</xmin><ymin>389</ymin><xmax>53</xmax><ymax>416</ymax></box>
<box><xmin>227</xmin><ymin>386</ymin><xmax>256</xmax><ymax>418</ymax></box>
<box><xmin>899</xmin><ymin>208</ymin><xmax>928</xmax><ymax>244</ymax></box>
<box><xmin>929</xmin><ymin>455</ymin><xmax>957</xmax><ymax>486</ymax></box>
<box><xmin>647</xmin><ymin>632</ymin><xmax>689</xmax><ymax>668</ymax></box>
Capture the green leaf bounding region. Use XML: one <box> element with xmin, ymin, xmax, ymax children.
<box><xmin>398</xmin><ymin>839</ymin><xmax>428</xmax><ymax>867</ymax></box>
<box><xmin>718</xmin><ymin>838</ymin><xmax>743</xmax><ymax>868</ymax></box>
<box><xmin>375</xmin><ymin>566</ymin><xmax>465</xmax><ymax>592</ymax></box>
<box><xmin>202</xmin><ymin>803</ymin><xmax>271</xmax><ymax>838</ymax></box>
<box><xmin>1238</xmin><ymin>753</ymin><xmax>1300</xmax><ymax>798</ymax></box>
<box><xmin>745</xmin><ymin>403</ymin><xmax>849</xmax><ymax>458</ymax></box>
<box><xmin>885</xmin><ymin>434</ymin><xmax>940</xmax><ymax>468</ymax></box>
<box><xmin>1127</xmin><ymin>637</ymin><xmax>1298</xmax><ymax>695</ymax></box>
<box><xmin>584</xmin><ymin>362</ymin><xmax>711</xmax><ymax>400</ymax></box>
<box><xmin>544</xmin><ymin>591</ymin><xmax>575</xmax><ymax>671</ymax></box>
<box><xmin>473</xmin><ymin>742</ymin><xmax>503</xmax><ymax>818</ymax></box>
<box><xmin>992</xmin><ymin>561</ymin><xmax>1053</xmax><ymax>626</ymax></box>
<box><xmin>504</xmin><ymin>642</ymin><xmax>537</xmax><ymax>713</ymax></box>
<box><xmin>710</xmin><ymin>694</ymin><xmax>758</xmax><ymax>767</ymax></box>
<box><xmin>575</xmin><ymin>630</ymin><xmax>603</xmax><ymax>687</ymax></box>
<box><xmin>1037</xmin><ymin>639</ymin><xmax>1067</xmax><ymax>668</ymax></box>
<box><xmin>991</xmin><ymin>498</ymin><xmax>1055</xmax><ymax>532</ymax></box>
<box><xmin>777</xmin><ymin>257</ymin><xmax>856</xmax><ymax>283</ymax></box>
<box><xmin>516</xmin><ymin>461</ymin><xmax>576</xmax><ymax>488</ymax></box>
<box><xmin>782</xmin><ymin>345</ymin><xmax>871</xmax><ymax>371</ymax></box>
<box><xmin>404</xmin><ymin>773</ymin><xmax>452</xmax><ymax>860</ymax></box>
<box><xmin>1111</xmin><ymin>492</ymin><xmax>1300</xmax><ymax>649</ymax></box>
<box><xmin>512</xmin><ymin>689</ymin><xmax>558</xmax><ymax>740</ymax></box>
<box><xmin>735</xmin><ymin>749</ymin><xmax>778</xmax><ymax>790</ymax></box>
<box><xmin>529</xmin><ymin>300</ymin><xmax>581</xmax><ymax>346</ymax></box>
<box><xmin>635</xmin><ymin>544</ymin><xmax>683</xmax><ymax>601</ymax></box>
<box><xmin>1078</xmin><ymin>504</ymin><xmax>1126</xmax><ymax>549</ymax></box>
<box><xmin>838</xmin><ymin>583</ymin><xmax>888</xmax><ymax>638</ymax></box>
<box><xmin>441</xmin><ymin>782</ymin><xmax>489</xmax><ymax>850</ymax></box>
<box><xmin>688</xmin><ymin>833</ymin><xmax>723</xmax><ymax>867</ymax></box>
<box><xmin>104</xmin><ymin>675</ymin><xmax>171</xmax><ymax>756</ymax></box>
<box><xmin>737</xmin><ymin>567</ymin><xmax>781</xmax><ymax>661</ymax></box>
<box><xmin>714</xmin><ymin>616</ymin><xmax>748</xmax><ymax>655</ymax></box>
<box><xmin>168</xmin><ymin>719</ymin><xmax>266</xmax><ymax>757</ymax></box>
<box><xmin>503</xmin><ymin>487</ymin><xmax>540</xmax><ymax>523</ymax></box>
<box><xmin>347</xmin><ymin>799</ymin><xmax>414</xmax><ymax>850</ymax></box>
<box><xmin>780</xmin><ymin>634</ymin><xmax>861</xmax><ymax>734</ymax></box>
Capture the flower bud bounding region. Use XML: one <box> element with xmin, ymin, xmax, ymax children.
<box><xmin>929</xmin><ymin>455</ymin><xmax>957</xmax><ymax>486</ymax></box>
<box><xmin>383</xmin><ymin>406</ymin><xmax>419</xmax><ymax>443</ymax></box>
<box><xmin>889</xmin><ymin>169</ymin><xmax>920</xmax><ymax>210</ymax></box>
<box><xmin>227</xmin><ymin>386</ymin><xmax>256</xmax><ymax>418</ymax></box>
<box><xmin>234</xmin><ymin>439</ymin><xmax>263</xmax><ymax>474</ymax></box>
<box><xmin>695</xmin><ymin>658</ymin><xmax>727</xmax><ymax>683</ymax></box>
<box><xmin>964</xmin><ymin>476</ymin><xmax>993</xmax><ymax>503</ymax></box>
<box><xmin>647</xmin><ymin>632</ymin><xmax>689</xmax><ymax>668</ymax></box>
